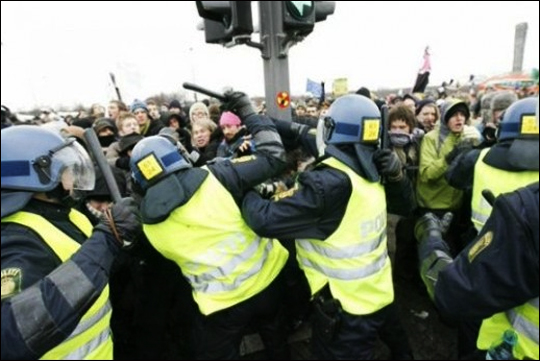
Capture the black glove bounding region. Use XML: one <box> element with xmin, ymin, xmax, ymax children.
<box><xmin>373</xmin><ymin>149</ymin><xmax>402</xmax><ymax>181</ymax></box>
<box><xmin>445</xmin><ymin>141</ymin><xmax>473</xmax><ymax>164</ymax></box>
<box><xmin>481</xmin><ymin>126</ymin><xmax>496</xmax><ymax>142</ymax></box>
<box><xmin>253</xmin><ymin>182</ymin><xmax>276</xmax><ymax>199</ymax></box>
<box><xmin>272</xmin><ymin>118</ymin><xmax>306</xmax><ymax>149</ymax></box>
<box><xmin>95</xmin><ymin>197</ymin><xmax>142</xmax><ymax>248</ymax></box>
<box><xmin>414</xmin><ymin>212</ymin><xmax>453</xmax><ymax>243</ymax></box>
<box><xmin>221</xmin><ymin>91</ymin><xmax>255</xmax><ymax>119</ymax></box>
<box><xmin>115</xmin><ymin>155</ymin><xmax>130</xmax><ymax>170</ymax></box>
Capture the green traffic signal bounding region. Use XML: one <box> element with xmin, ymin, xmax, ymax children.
<box><xmin>282</xmin><ymin>1</ymin><xmax>335</xmax><ymax>35</ymax></box>
<box><xmin>285</xmin><ymin>1</ymin><xmax>315</xmax><ymax>21</ymax></box>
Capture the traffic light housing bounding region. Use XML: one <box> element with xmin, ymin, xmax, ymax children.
<box><xmin>196</xmin><ymin>1</ymin><xmax>253</xmax><ymax>44</ymax></box>
<box><xmin>282</xmin><ymin>1</ymin><xmax>335</xmax><ymax>35</ymax></box>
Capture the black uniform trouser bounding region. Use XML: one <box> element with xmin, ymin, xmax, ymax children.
<box><xmin>311</xmin><ymin>301</ymin><xmax>393</xmax><ymax>360</ymax></box>
<box><xmin>111</xmin><ymin>244</ymin><xmax>192</xmax><ymax>360</ymax></box>
<box><xmin>393</xmin><ymin>214</ymin><xmax>421</xmax><ymax>284</ymax></box>
<box><xmin>377</xmin><ymin>302</ymin><xmax>414</xmax><ymax>359</ymax></box>
<box><xmin>458</xmin><ymin>318</ymin><xmax>482</xmax><ymax>359</ymax></box>
<box><xmin>192</xmin><ymin>272</ymin><xmax>289</xmax><ymax>360</ymax></box>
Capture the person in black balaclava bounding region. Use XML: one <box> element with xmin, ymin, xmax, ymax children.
<box><xmin>92</xmin><ymin>118</ymin><xmax>118</xmax><ymax>154</ymax></box>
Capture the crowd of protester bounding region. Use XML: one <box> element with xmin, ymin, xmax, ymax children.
<box><xmin>1</xmin><ymin>81</ymin><xmax>538</xmax><ymax>360</ymax></box>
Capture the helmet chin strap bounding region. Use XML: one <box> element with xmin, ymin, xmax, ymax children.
<box><xmin>325</xmin><ymin>144</ymin><xmax>379</xmax><ymax>182</ymax></box>
<box><xmin>44</xmin><ymin>184</ymin><xmax>81</xmax><ymax>208</ymax></box>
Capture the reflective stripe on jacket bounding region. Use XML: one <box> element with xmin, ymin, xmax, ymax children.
<box><xmin>296</xmin><ymin>157</ymin><xmax>393</xmax><ymax>315</ymax></box>
<box><xmin>2</xmin><ymin>209</ymin><xmax>114</xmax><ymax>360</ymax></box>
<box><xmin>143</xmin><ymin>171</ymin><xmax>288</xmax><ymax>315</ymax></box>
<box><xmin>477</xmin><ymin>297</ymin><xmax>539</xmax><ymax>360</ymax></box>
<box><xmin>471</xmin><ymin>148</ymin><xmax>539</xmax><ymax>231</ymax></box>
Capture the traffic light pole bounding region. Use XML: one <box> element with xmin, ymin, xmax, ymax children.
<box><xmin>197</xmin><ymin>1</ymin><xmax>334</xmax><ymax>121</ymax></box>
<box><xmin>259</xmin><ymin>1</ymin><xmax>292</xmax><ymax>121</ymax></box>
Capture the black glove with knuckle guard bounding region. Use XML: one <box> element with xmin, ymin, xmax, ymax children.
<box><xmin>414</xmin><ymin>212</ymin><xmax>453</xmax><ymax>243</ymax></box>
<box><xmin>95</xmin><ymin>197</ymin><xmax>142</xmax><ymax>248</ymax></box>
<box><xmin>222</xmin><ymin>91</ymin><xmax>256</xmax><ymax>119</ymax></box>
<box><xmin>445</xmin><ymin>141</ymin><xmax>473</xmax><ymax>164</ymax></box>
<box><xmin>373</xmin><ymin>149</ymin><xmax>402</xmax><ymax>181</ymax></box>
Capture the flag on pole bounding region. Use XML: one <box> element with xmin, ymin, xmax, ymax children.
<box><xmin>412</xmin><ymin>46</ymin><xmax>431</xmax><ymax>93</ymax></box>
<box><xmin>306</xmin><ymin>78</ymin><xmax>323</xmax><ymax>98</ymax></box>
<box><xmin>332</xmin><ymin>78</ymin><xmax>348</xmax><ymax>97</ymax></box>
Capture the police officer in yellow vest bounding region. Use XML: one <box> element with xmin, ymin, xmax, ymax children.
<box><xmin>415</xmin><ymin>102</ymin><xmax>539</xmax><ymax>359</ymax></box>
<box><xmin>447</xmin><ymin>97</ymin><xmax>539</xmax><ymax>233</ymax></box>
<box><xmin>129</xmin><ymin>91</ymin><xmax>290</xmax><ymax>359</ymax></box>
<box><xmin>242</xmin><ymin>94</ymin><xmax>416</xmax><ymax>359</ymax></box>
<box><xmin>415</xmin><ymin>184</ymin><xmax>539</xmax><ymax>360</ymax></box>
<box><xmin>445</xmin><ymin>97</ymin><xmax>539</xmax><ymax>356</ymax></box>
<box><xmin>1</xmin><ymin>126</ymin><xmax>141</xmax><ymax>360</ymax></box>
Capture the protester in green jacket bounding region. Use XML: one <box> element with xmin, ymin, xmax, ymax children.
<box><xmin>417</xmin><ymin>98</ymin><xmax>480</xmax><ymax>254</ymax></box>
<box><xmin>417</xmin><ymin>99</ymin><xmax>479</xmax><ymax>210</ymax></box>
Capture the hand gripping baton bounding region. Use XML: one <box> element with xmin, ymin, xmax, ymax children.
<box><xmin>83</xmin><ymin>128</ymin><xmax>122</xmax><ymax>203</ymax></box>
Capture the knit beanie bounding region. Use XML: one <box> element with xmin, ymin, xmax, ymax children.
<box><xmin>403</xmin><ymin>93</ymin><xmax>419</xmax><ymax>105</ymax></box>
<box><xmin>219</xmin><ymin>111</ymin><xmax>241</xmax><ymax>127</ymax></box>
<box><xmin>355</xmin><ymin>87</ymin><xmax>371</xmax><ymax>99</ymax></box>
<box><xmin>169</xmin><ymin>99</ymin><xmax>182</xmax><ymax>110</ymax></box>
<box><xmin>491</xmin><ymin>91</ymin><xmax>518</xmax><ymax>112</ymax></box>
<box><xmin>93</xmin><ymin>118</ymin><xmax>117</xmax><ymax>134</ymax></box>
<box><xmin>130</xmin><ymin>99</ymin><xmax>148</xmax><ymax>113</ymax></box>
<box><xmin>415</xmin><ymin>99</ymin><xmax>436</xmax><ymax>116</ymax></box>
<box><xmin>189</xmin><ymin>102</ymin><xmax>209</xmax><ymax>120</ymax></box>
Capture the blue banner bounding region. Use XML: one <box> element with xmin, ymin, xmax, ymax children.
<box><xmin>306</xmin><ymin>78</ymin><xmax>323</xmax><ymax>98</ymax></box>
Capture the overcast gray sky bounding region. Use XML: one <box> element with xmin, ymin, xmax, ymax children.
<box><xmin>1</xmin><ymin>1</ymin><xmax>538</xmax><ymax>110</ymax></box>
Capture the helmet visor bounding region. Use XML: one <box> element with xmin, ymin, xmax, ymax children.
<box><xmin>316</xmin><ymin>116</ymin><xmax>334</xmax><ymax>157</ymax></box>
<box><xmin>52</xmin><ymin>139</ymin><xmax>95</xmax><ymax>191</ymax></box>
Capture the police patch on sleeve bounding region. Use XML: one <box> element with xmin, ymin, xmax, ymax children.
<box><xmin>468</xmin><ymin>231</ymin><xmax>493</xmax><ymax>263</ymax></box>
<box><xmin>231</xmin><ymin>155</ymin><xmax>256</xmax><ymax>164</ymax></box>
<box><xmin>272</xmin><ymin>184</ymin><xmax>299</xmax><ymax>201</ymax></box>
<box><xmin>1</xmin><ymin>268</ymin><xmax>22</xmax><ymax>300</ymax></box>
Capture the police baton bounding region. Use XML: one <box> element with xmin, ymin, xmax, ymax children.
<box><xmin>182</xmin><ymin>82</ymin><xmax>227</xmax><ymax>102</ymax></box>
<box><xmin>83</xmin><ymin>128</ymin><xmax>122</xmax><ymax>203</ymax></box>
